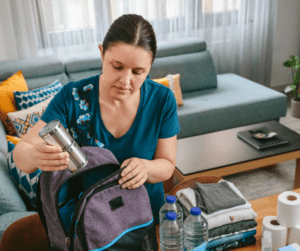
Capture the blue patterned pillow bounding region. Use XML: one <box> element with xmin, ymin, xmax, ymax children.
<box><xmin>7</xmin><ymin>141</ymin><xmax>42</xmax><ymax>208</ymax></box>
<box><xmin>13</xmin><ymin>80</ymin><xmax>63</xmax><ymax>110</ymax></box>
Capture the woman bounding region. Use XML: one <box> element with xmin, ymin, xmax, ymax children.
<box><xmin>13</xmin><ymin>14</ymin><xmax>180</xmax><ymax>226</ymax></box>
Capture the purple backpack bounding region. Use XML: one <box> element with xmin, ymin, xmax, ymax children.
<box><xmin>36</xmin><ymin>146</ymin><xmax>158</xmax><ymax>251</ymax></box>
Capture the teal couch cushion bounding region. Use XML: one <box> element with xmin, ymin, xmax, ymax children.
<box><xmin>63</xmin><ymin>53</ymin><xmax>102</xmax><ymax>82</ymax></box>
<box><xmin>63</xmin><ymin>53</ymin><xmax>102</xmax><ymax>74</ymax></box>
<box><xmin>0</xmin><ymin>55</ymin><xmax>68</xmax><ymax>89</ymax></box>
<box><xmin>156</xmin><ymin>37</ymin><xmax>206</xmax><ymax>58</ymax></box>
<box><xmin>0</xmin><ymin>55</ymin><xmax>64</xmax><ymax>80</ymax></box>
<box><xmin>25</xmin><ymin>74</ymin><xmax>69</xmax><ymax>89</ymax></box>
<box><xmin>68</xmin><ymin>70</ymin><xmax>101</xmax><ymax>82</ymax></box>
<box><xmin>150</xmin><ymin>50</ymin><xmax>217</xmax><ymax>92</ymax></box>
<box><xmin>177</xmin><ymin>73</ymin><xmax>287</xmax><ymax>139</ymax></box>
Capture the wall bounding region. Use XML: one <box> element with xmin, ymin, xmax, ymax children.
<box><xmin>270</xmin><ymin>0</ymin><xmax>300</xmax><ymax>88</ymax></box>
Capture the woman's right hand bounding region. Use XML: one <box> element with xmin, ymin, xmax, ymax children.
<box><xmin>31</xmin><ymin>142</ymin><xmax>70</xmax><ymax>171</ymax></box>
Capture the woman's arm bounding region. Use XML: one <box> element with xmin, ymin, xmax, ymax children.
<box><xmin>13</xmin><ymin>120</ymin><xmax>48</xmax><ymax>174</ymax></box>
<box><xmin>13</xmin><ymin>120</ymin><xmax>69</xmax><ymax>174</ymax></box>
<box><xmin>119</xmin><ymin>135</ymin><xmax>177</xmax><ymax>189</ymax></box>
<box><xmin>141</xmin><ymin>135</ymin><xmax>177</xmax><ymax>184</ymax></box>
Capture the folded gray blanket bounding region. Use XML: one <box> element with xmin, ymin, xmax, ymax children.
<box><xmin>194</xmin><ymin>182</ymin><xmax>246</xmax><ymax>214</ymax></box>
<box><xmin>175</xmin><ymin>199</ymin><xmax>257</xmax><ymax>237</ymax></box>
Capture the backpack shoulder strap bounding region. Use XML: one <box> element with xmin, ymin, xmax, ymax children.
<box><xmin>36</xmin><ymin>175</ymin><xmax>49</xmax><ymax>238</ymax></box>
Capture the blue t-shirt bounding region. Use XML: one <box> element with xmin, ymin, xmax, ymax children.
<box><xmin>40</xmin><ymin>74</ymin><xmax>180</xmax><ymax>218</ymax></box>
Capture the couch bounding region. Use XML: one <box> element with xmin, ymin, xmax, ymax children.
<box><xmin>0</xmin><ymin>37</ymin><xmax>287</xmax><ymax>242</ymax></box>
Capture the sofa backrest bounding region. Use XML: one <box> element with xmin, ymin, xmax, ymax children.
<box><xmin>61</xmin><ymin>37</ymin><xmax>218</xmax><ymax>93</ymax></box>
<box><xmin>0</xmin><ymin>56</ymin><xmax>69</xmax><ymax>90</ymax></box>
<box><xmin>0</xmin><ymin>37</ymin><xmax>217</xmax><ymax>92</ymax></box>
<box><xmin>151</xmin><ymin>38</ymin><xmax>217</xmax><ymax>92</ymax></box>
<box><xmin>62</xmin><ymin>52</ymin><xmax>102</xmax><ymax>83</ymax></box>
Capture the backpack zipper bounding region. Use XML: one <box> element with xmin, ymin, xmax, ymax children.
<box><xmin>67</xmin><ymin>166</ymin><xmax>125</xmax><ymax>251</ymax></box>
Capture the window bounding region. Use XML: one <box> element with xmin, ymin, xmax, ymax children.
<box><xmin>166</xmin><ymin>0</ymin><xmax>185</xmax><ymax>18</ymax></box>
<box><xmin>41</xmin><ymin>0</ymin><xmax>96</xmax><ymax>32</ymax></box>
<box><xmin>39</xmin><ymin>0</ymin><xmax>241</xmax><ymax>34</ymax></box>
<box><xmin>197</xmin><ymin>0</ymin><xmax>244</xmax><ymax>30</ymax></box>
<box><xmin>202</xmin><ymin>0</ymin><xmax>241</xmax><ymax>13</ymax></box>
<box><xmin>110</xmin><ymin>0</ymin><xmax>185</xmax><ymax>21</ymax></box>
<box><xmin>34</xmin><ymin>0</ymin><xmax>98</xmax><ymax>49</ymax></box>
<box><xmin>33</xmin><ymin>0</ymin><xmax>246</xmax><ymax>50</ymax></box>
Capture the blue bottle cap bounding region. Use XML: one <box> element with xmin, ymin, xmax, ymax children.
<box><xmin>191</xmin><ymin>207</ymin><xmax>201</xmax><ymax>216</ymax></box>
<box><xmin>166</xmin><ymin>212</ymin><xmax>177</xmax><ymax>220</ymax></box>
<box><xmin>166</xmin><ymin>195</ymin><xmax>176</xmax><ymax>204</ymax></box>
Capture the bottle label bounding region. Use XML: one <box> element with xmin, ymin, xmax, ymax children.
<box><xmin>184</xmin><ymin>242</ymin><xmax>207</xmax><ymax>251</ymax></box>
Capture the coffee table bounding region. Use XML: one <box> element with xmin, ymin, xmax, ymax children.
<box><xmin>164</xmin><ymin>121</ymin><xmax>300</xmax><ymax>192</ymax></box>
<box><xmin>156</xmin><ymin>188</ymin><xmax>300</xmax><ymax>250</ymax></box>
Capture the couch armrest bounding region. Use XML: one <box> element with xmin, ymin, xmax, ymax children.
<box><xmin>0</xmin><ymin>120</ymin><xmax>27</xmax><ymax>216</ymax></box>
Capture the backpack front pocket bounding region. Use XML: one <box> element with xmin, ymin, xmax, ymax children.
<box><xmin>72</xmin><ymin>183</ymin><xmax>153</xmax><ymax>250</ymax></box>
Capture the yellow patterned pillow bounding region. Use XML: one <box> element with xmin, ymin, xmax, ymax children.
<box><xmin>0</xmin><ymin>71</ymin><xmax>28</xmax><ymax>135</ymax></box>
<box><xmin>153</xmin><ymin>74</ymin><xmax>183</xmax><ymax>106</ymax></box>
<box><xmin>6</xmin><ymin>135</ymin><xmax>22</xmax><ymax>145</ymax></box>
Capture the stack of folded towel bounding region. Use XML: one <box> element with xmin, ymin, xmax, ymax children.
<box><xmin>175</xmin><ymin>180</ymin><xmax>257</xmax><ymax>251</ymax></box>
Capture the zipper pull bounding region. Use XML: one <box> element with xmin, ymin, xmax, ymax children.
<box><xmin>65</xmin><ymin>237</ymin><xmax>71</xmax><ymax>249</ymax></box>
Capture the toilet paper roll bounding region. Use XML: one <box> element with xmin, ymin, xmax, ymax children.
<box><xmin>288</xmin><ymin>226</ymin><xmax>300</xmax><ymax>245</ymax></box>
<box><xmin>262</xmin><ymin>216</ymin><xmax>288</xmax><ymax>250</ymax></box>
<box><xmin>277</xmin><ymin>191</ymin><xmax>300</xmax><ymax>228</ymax></box>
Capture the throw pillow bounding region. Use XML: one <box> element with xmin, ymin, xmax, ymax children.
<box><xmin>7</xmin><ymin>96</ymin><xmax>54</xmax><ymax>138</ymax></box>
<box><xmin>0</xmin><ymin>71</ymin><xmax>29</xmax><ymax>135</ymax></box>
<box><xmin>153</xmin><ymin>74</ymin><xmax>183</xmax><ymax>106</ymax></box>
<box><xmin>7</xmin><ymin>140</ymin><xmax>42</xmax><ymax>209</ymax></box>
<box><xmin>13</xmin><ymin>80</ymin><xmax>63</xmax><ymax>110</ymax></box>
<box><xmin>6</xmin><ymin>135</ymin><xmax>22</xmax><ymax>145</ymax></box>
<box><xmin>6</xmin><ymin>135</ymin><xmax>21</xmax><ymax>152</ymax></box>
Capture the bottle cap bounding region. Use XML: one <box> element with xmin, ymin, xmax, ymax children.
<box><xmin>191</xmin><ymin>207</ymin><xmax>201</xmax><ymax>216</ymax></box>
<box><xmin>166</xmin><ymin>212</ymin><xmax>177</xmax><ymax>221</ymax></box>
<box><xmin>166</xmin><ymin>195</ymin><xmax>176</xmax><ymax>204</ymax></box>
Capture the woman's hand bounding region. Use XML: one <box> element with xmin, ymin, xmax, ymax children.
<box><xmin>30</xmin><ymin>142</ymin><xmax>70</xmax><ymax>171</ymax></box>
<box><xmin>119</xmin><ymin>157</ymin><xmax>148</xmax><ymax>189</ymax></box>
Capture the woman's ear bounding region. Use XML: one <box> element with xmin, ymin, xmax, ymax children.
<box><xmin>98</xmin><ymin>44</ymin><xmax>104</xmax><ymax>61</ymax></box>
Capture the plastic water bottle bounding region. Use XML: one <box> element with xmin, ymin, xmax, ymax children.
<box><xmin>184</xmin><ymin>207</ymin><xmax>209</xmax><ymax>251</ymax></box>
<box><xmin>160</xmin><ymin>212</ymin><xmax>185</xmax><ymax>251</ymax></box>
<box><xmin>261</xmin><ymin>230</ymin><xmax>272</xmax><ymax>251</ymax></box>
<box><xmin>159</xmin><ymin>195</ymin><xmax>183</xmax><ymax>226</ymax></box>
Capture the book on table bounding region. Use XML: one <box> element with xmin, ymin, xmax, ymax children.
<box><xmin>237</xmin><ymin>127</ymin><xmax>289</xmax><ymax>150</ymax></box>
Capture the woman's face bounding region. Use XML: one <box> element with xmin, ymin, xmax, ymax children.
<box><xmin>99</xmin><ymin>43</ymin><xmax>153</xmax><ymax>102</ymax></box>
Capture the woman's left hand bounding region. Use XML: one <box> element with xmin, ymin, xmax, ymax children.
<box><xmin>119</xmin><ymin>157</ymin><xmax>148</xmax><ymax>189</ymax></box>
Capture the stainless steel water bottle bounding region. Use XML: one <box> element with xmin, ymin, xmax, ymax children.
<box><xmin>38</xmin><ymin>119</ymin><xmax>88</xmax><ymax>172</ymax></box>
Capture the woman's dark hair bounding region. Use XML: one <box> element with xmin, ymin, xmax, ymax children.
<box><xmin>102</xmin><ymin>14</ymin><xmax>157</xmax><ymax>64</ymax></box>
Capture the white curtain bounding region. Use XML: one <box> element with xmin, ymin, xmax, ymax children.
<box><xmin>2</xmin><ymin>0</ymin><xmax>38</xmax><ymax>59</ymax></box>
<box><xmin>4</xmin><ymin>0</ymin><xmax>278</xmax><ymax>87</ymax></box>
<box><xmin>30</xmin><ymin>0</ymin><xmax>112</xmax><ymax>56</ymax></box>
<box><xmin>110</xmin><ymin>0</ymin><xmax>278</xmax><ymax>87</ymax></box>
